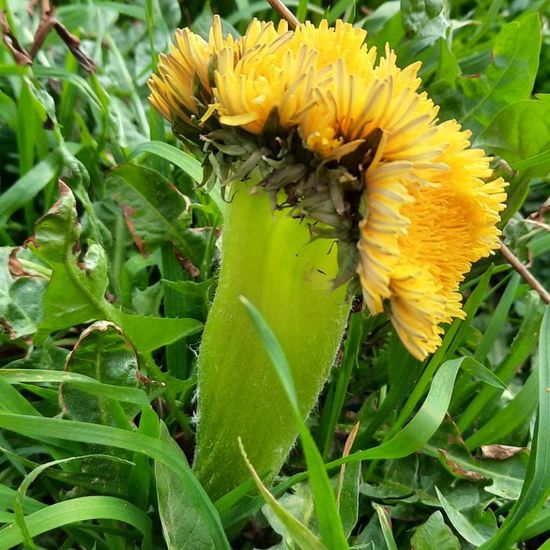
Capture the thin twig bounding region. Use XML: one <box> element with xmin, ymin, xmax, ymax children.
<box><xmin>28</xmin><ymin>2</ymin><xmax>96</xmax><ymax>71</ymax></box>
<box><xmin>525</xmin><ymin>218</ymin><xmax>550</xmax><ymax>232</ymax></box>
<box><xmin>27</xmin><ymin>0</ymin><xmax>39</xmax><ymax>17</ymax></box>
<box><xmin>266</xmin><ymin>0</ymin><xmax>299</xmax><ymax>29</ymax></box>
<box><xmin>53</xmin><ymin>18</ymin><xmax>96</xmax><ymax>72</ymax></box>
<box><xmin>0</xmin><ymin>11</ymin><xmax>32</xmax><ymax>65</ymax></box>
<box><xmin>500</xmin><ymin>240</ymin><xmax>550</xmax><ymax>304</ymax></box>
<box><xmin>29</xmin><ymin>4</ymin><xmax>55</xmax><ymax>58</ymax></box>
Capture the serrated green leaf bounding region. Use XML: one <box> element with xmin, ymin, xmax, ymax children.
<box><xmin>425</xmin><ymin>421</ymin><xmax>528</xmax><ymax>500</ymax></box>
<box><xmin>109</xmin><ymin>309</ymin><xmax>203</xmax><ymax>352</ymax></box>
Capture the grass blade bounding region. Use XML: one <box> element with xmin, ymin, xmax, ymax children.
<box><xmin>240</xmin><ymin>295</ymin><xmax>350</xmax><ymax>550</ymax></box>
<box><xmin>373</xmin><ymin>503</ymin><xmax>398</xmax><ymax>550</ymax></box>
<box><xmin>0</xmin><ymin>369</ymin><xmax>149</xmax><ymax>406</ymax></box>
<box><xmin>238</xmin><ymin>438</ymin><xmax>326</xmax><ymax>550</ymax></box>
<box><xmin>0</xmin><ymin>411</ymin><xmax>231</xmax><ymax>549</ymax></box>
<box><xmin>480</xmin><ymin>305</ymin><xmax>550</xmax><ymax>548</ymax></box>
<box><xmin>0</xmin><ymin>496</ymin><xmax>151</xmax><ymax>550</ymax></box>
<box><xmin>128</xmin><ymin>141</ymin><xmax>203</xmax><ymax>183</ymax></box>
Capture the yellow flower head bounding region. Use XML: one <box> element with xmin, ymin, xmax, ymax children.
<box><xmin>148</xmin><ymin>18</ymin><xmax>507</xmax><ymax>360</ymax></box>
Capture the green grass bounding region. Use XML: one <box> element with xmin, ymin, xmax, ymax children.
<box><xmin>0</xmin><ymin>0</ymin><xmax>549</xmax><ymax>548</ymax></box>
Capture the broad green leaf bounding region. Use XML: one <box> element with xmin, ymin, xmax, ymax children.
<box><xmin>60</xmin><ymin>322</ymin><xmax>146</xmax><ymax>424</ymax></box>
<box><xmin>361</xmin><ymin>456</ymin><xmax>418</xmax><ymax>500</ymax></box>
<box><xmin>411</xmin><ymin>511</ymin><xmax>460</xmax><ymax>550</ymax></box>
<box><xmin>29</xmin><ymin>182</ymin><xmax>108</xmax><ymax>337</ymax></box>
<box><xmin>156</xmin><ymin>422</ymin><xmax>230</xmax><ymax>550</ymax></box>
<box><xmin>424</xmin><ymin>443</ymin><xmax>528</xmax><ymax>501</ymax></box>
<box><xmin>106</xmin><ymin>163</ymin><xmax>206</xmax><ymax>266</ymax></box>
<box><xmin>58</xmin><ymin>322</ymin><xmax>146</xmax><ymax>495</ymax></box>
<box><xmin>241</xmin><ymin>296</ymin><xmax>350</xmax><ymax>550</ymax></box>
<box><xmin>475</xmin><ymin>99</ymin><xmax>550</xmax><ymax>220</ymax></box>
<box><xmin>0</xmin><ymin>248</ymin><xmax>46</xmax><ymax>339</ymax></box>
<box><xmin>461</xmin><ymin>13</ymin><xmax>541</xmax><ymax>131</ymax></box>
<box><xmin>436</xmin><ymin>487</ymin><xmax>497</xmax><ymax>546</ymax></box>
<box><xmin>429</xmin><ymin>419</ymin><xmax>528</xmax><ymax>500</ymax></box>
<box><xmin>26</xmin><ymin>183</ymin><xmax>201</xmax><ymax>350</ymax></box>
<box><xmin>476</xmin><ymin>100</ymin><xmax>550</xmax><ymax>178</ymax></box>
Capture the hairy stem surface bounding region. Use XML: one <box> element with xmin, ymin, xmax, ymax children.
<box><xmin>194</xmin><ymin>184</ymin><xmax>350</xmax><ymax>499</ymax></box>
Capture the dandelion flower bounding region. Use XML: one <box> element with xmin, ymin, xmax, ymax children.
<box><xmin>148</xmin><ymin>17</ymin><xmax>506</xmax><ymax>360</ymax></box>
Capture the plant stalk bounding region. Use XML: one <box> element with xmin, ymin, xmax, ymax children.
<box><xmin>194</xmin><ymin>183</ymin><xmax>350</xmax><ymax>499</ymax></box>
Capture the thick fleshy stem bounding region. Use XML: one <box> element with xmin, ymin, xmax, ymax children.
<box><xmin>193</xmin><ymin>182</ymin><xmax>350</xmax><ymax>499</ymax></box>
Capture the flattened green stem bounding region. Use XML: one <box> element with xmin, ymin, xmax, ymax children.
<box><xmin>194</xmin><ymin>183</ymin><xmax>350</xmax><ymax>499</ymax></box>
